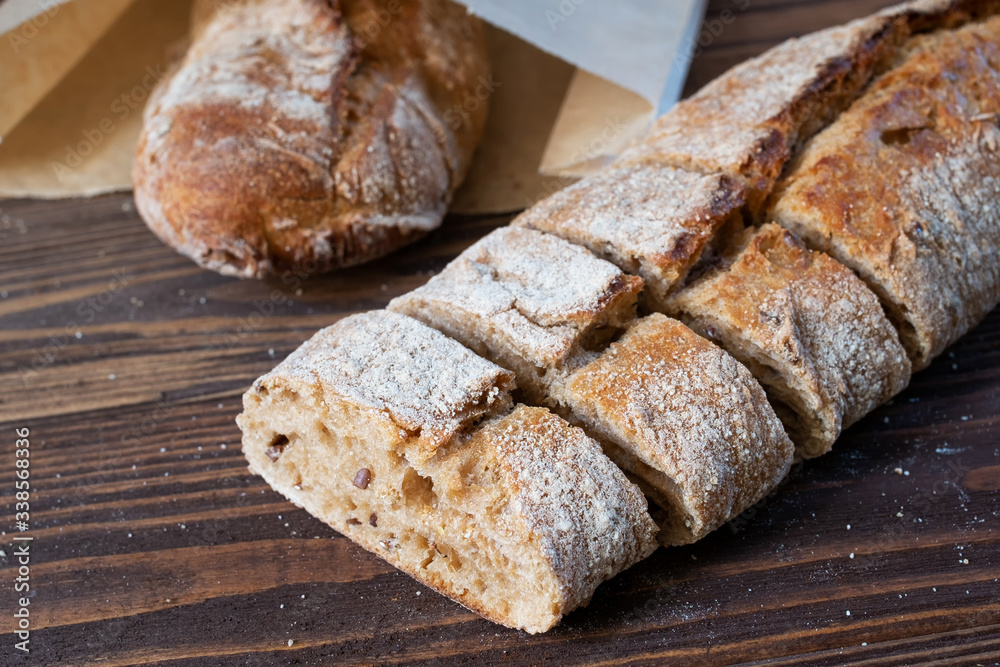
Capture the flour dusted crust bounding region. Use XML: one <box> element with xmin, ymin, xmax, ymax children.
<box><xmin>389</xmin><ymin>235</ymin><xmax>792</xmax><ymax>544</ymax></box>
<box><xmin>616</xmin><ymin>13</ymin><xmax>904</xmax><ymax>213</ymax></box>
<box><xmin>388</xmin><ymin>227</ymin><xmax>642</xmax><ymax>405</ymax></box>
<box><xmin>237</xmin><ymin>311</ymin><xmax>658</xmax><ymax>633</ymax></box>
<box><xmin>236</xmin><ymin>0</ymin><xmax>1000</xmax><ymax>633</ymax></box>
<box><xmin>268</xmin><ymin>310</ymin><xmax>514</xmax><ymax>464</ymax></box>
<box><xmin>514</xmin><ymin>0</ymin><xmax>1000</xmax><ymax>317</ymax></box>
<box><xmin>669</xmin><ymin>224</ymin><xmax>912</xmax><ymax>458</ymax></box>
<box><xmin>771</xmin><ymin>16</ymin><xmax>1000</xmax><ymax>369</ymax></box>
<box><xmin>134</xmin><ymin>0</ymin><xmax>489</xmax><ymax>278</ymax></box>
<box><xmin>563</xmin><ymin>314</ymin><xmax>794</xmax><ymax>546</ymax></box>
<box><xmin>616</xmin><ymin>0</ymin><xmax>1000</xmax><ymax>215</ymax></box>
<box><xmin>512</xmin><ymin>164</ymin><xmax>745</xmax><ymax>310</ymax></box>
<box><xmin>507</xmin><ymin>1</ymin><xmax>951</xmax><ymax>314</ymax></box>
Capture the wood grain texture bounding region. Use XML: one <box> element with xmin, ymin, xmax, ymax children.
<box><xmin>1</xmin><ymin>1</ymin><xmax>998</xmax><ymax>664</ymax></box>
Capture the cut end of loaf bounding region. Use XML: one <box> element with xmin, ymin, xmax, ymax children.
<box><xmin>238</xmin><ymin>385</ymin><xmax>657</xmax><ymax>633</ymax></box>
<box><xmin>236</xmin><ymin>310</ymin><xmax>658</xmax><ymax>633</ymax></box>
<box><xmin>238</xmin><ymin>383</ymin><xmax>547</xmax><ymax>632</ymax></box>
<box><xmin>272</xmin><ymin>310</ymin><xmax>516</xmax><ymax>465</ymax></box>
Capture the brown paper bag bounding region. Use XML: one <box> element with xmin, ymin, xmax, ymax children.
<box><xmin>0</xmin><ymin>0</ymin><xmax>703</xmax><ymax>213</ymax></box>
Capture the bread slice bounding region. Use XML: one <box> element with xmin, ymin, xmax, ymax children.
<box><xmin>388</xmin><ymin>227</ymin><xmax>642</xmax><ymax>406</ymax></box>
<box><xmin>770</xmin><ymin>16</ymin><xmax>1000</xmax><ymax>369</ymax></box>
<box><xmin>616</xmin><ymin>13</ymin><xmax>905</xmax><ymax>213</ymax></box>
<box><xmin>562</xmin><ymin>314</ymin><xmax>795</xmax><ymax>546</ymax></box>
<box><xmin>512</xmin><ymin>164</ymin><xmax>746</xmax><ymax>311</ymax></box>
<box><xmin>237</xmin><ymin>310</ymin><xmax>658</xmax><ymax>633</ymax></box>
<box><xmin>669</xmin><ymin>224</ymin><xmax>912</xmax><ymax>459</ymax></box>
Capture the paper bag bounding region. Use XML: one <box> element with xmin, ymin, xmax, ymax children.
<box><xmin>0</xmin><ymin>0</ymin><xmax>705</xmax><ymax>212</ymax></box>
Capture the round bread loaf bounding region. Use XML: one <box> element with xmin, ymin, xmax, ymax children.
<box><xmin>133</xmin><ymin>0</ymin><xmax>489</xmax><ymax>278</ymax></box>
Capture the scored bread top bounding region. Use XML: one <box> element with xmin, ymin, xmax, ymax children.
<box><xmin>616</xmin><ymin>13</ymin><xmax>904</xmax><ymax>208</ymax></box>
<box><xmin>237</xmin><ymin>0</ymin><xmax>1000</xmax><ymax>634</ymax></box>
<box><xmin>389</xmin><ymin>227</ymin><xmax>642</xmax><ymax>370</ymax></box>
<box><xmin>258</xmin><ymin>310</ymin><xmax>514</xmax><ymax>463</ymax></box>
<box><xmin>669</xmin><ymin>224</ymin><xmax>912</xmax><ymax>458</ymax></box>
<box><xmin>513</xmin><ymin>164</ymin><xmax>745</xmax><ymax>308</ymax></box>
<box><xmin>135</xmin><ymin>0</ymin><xmax>489</xmax><ymax>278</ymax></box>
<box><xmin>770</xmin><ymin>15</ymin><xmax>1000</xmax><ymax>369</ymax></box>
<box><xmin>563</xmin><ymin>314</ymin><xmax>794</xmax><ymax>545</ymax></box>
<box><xmin>614</xmin><ymin>0</ymin><xmax>995</xmax><ymax>212</ymax></box>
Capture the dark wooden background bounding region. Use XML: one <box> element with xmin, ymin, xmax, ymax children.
<box><xmin>2</xmin><ymin>1</ymin><xmax>999</xmax><ymax>664</ymax></box>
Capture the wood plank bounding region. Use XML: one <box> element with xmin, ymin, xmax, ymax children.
<box><xmin>1</xmin><ymin>0</ymin><xmax>998</xmax><ymax>663</ymax></box>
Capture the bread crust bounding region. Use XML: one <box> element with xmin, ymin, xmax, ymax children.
<box><xmin>510</xmin><ymin>1</ymin><xmax>1000</xmax><ymax>320</ymax></box>
<box><xmin>464</xmin><ymin>407</ymin><xmax>659</xmax><ymax>626</ymax></box>
<box><xmin>880</xmin><ymin>0</ymin><xmax>1000</xmax><ymax>31</ymax></box>
<box><xmin>616</xmin><ymin>13</ymin><xmax>905</xmax><ymax>213</ymax></box>
<box><xmin>563</xmin><ymin>314</ymin><xmax>794</xmax><ymax>545</ymax></box>
<box><xmin>615</xmin><ymin>0</ymin><xmax>999</xmax><ymax>216</ymax></box>
<box><xmin>236</xmin><ymin>0</ymin><xmax>1000</xmax><ymax>633</ymax></box>
<box><xmin>238</xmin><ymin>312</ymin><xmax>657</xmax><ymax>633</ymax></box>
<box><xmin>670</xmin><ymin>224</ymin><xmax>912</xmax><ymax>458</ymax></box>
<box><xmin>771</xmin><ymin>16</ymin><xmax>1000</xmax><ymax>369</ymax></box>
<box><xmin>390</xmin><ymin>232</ymin><xmax>795</xmax><ymax>544</ymax></box>
<box><xmin>388</xmin><ymin>227</ymin><xmax>642</xmax><ymax>405</ymax></box>
<box><xmin>134</xmin><ymin>0</ymin><xmax>489</xmax><ymax>278</ymax></box>
<box><xmin>512</xmin><ymin>164</ymin><xmax>745</xmax><ymax>310</ymax></box>
<box><xmin>273</xmin><ymin>310</ymin><xmax>514</xmax><ymax>464</ymax></box>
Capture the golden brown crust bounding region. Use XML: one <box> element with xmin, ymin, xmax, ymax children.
<box><xmin>134</xmin><ymin>0</ymin><xmax>489</xmax><ymax>278</ymax></box>
<box><xmin>770</xmin><ymin>16</ymin><xmax>1000</xmax><ymax>369</ymax></box>
<box><xmin>237</xmin><ymin>1</ymin><xmax>1000</xmax><ymax>634</ymax></box>
<box><xmin>615</xmin><ymin>1</ymin><xmax>1000</xmax><ymax>217</ymax></box>
<box><xmin>509</xmin><ymin>1</ymin><xmax>1000</xmax><ymax>319</ymax></box>
<box><xmin>388</xmin><ymin>227</ymin><xmax>642</xmax><ymax>405</ymax></box>
<box><xmin>669</xmin><ymin>224</ymin><xmax>912</xmax><ymax>458</ymax></box>
<box><xmin>879</xmin><ymin>0</ymin><xmax>1000</xmax><ymax>32</ymax></box>
<box><xmin>562</xmin><ymin>314</ymin><xmax>794</xmax><ymax>546</ymax></box>
<box><xmin>616</xmin><ymin>13</ymin><xmax>906</xmax><ymax>214</ymax></box>
<box><xmin>512</xmin><ymin>164</ymin><xmax>746</xmax><ymax>310</ymax></box>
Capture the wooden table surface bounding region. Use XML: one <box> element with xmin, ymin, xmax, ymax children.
<box><xmin>2</xmin><ymin>1</ymin><xmax>999</xmax><ymax>665</ymax></box>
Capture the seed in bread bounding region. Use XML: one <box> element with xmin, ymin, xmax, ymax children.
<box><xmin>669</xmin><ymin>224</ymin><xmax>912</xmax><ymax>458</ymax></box>
<box><xmin>562</xmin><ymin>314</ymin><xmax>795</xmax><ymax>546</ymax></box>
<box><xmin>512</xmin><ymin>164</ymin><xmax>746</xmax><ymax>311</ymax></box>
<box><xmin>134</xmin><ymin>0</ymin><xmax>489</xmax><ymax>278</ymax></box>
<box><xmin>770</xmin><ymin>16</ymin><xmax>1000</xmax><ymax>369</ymax></box>
<box><xmin>237</xmin><ymin>310</ymin><xmax>658</xmax><ymax>633</ymax></box>
<box><xmin>388</xmin><ymin>227</ymin><xmax>642</xmax><ymax>406</ymax></box>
